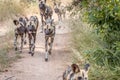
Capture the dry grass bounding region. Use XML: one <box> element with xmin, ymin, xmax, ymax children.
<box><xmin>0</xmin><ymin>0</ymin><xmax>39</xmax><ymax>72</ymax></box>
<box><xmin>0</xmin><ymin>19</ymin><xmax>21</xmax><ymax>72</ymax></box>
<box><xmin>69</xmin><ymin>18</ymin><xmax>102</xmax><ymax>62</ymax></box>
<box><xmin>0</xmin><ymin>0</ymin><xmax>25</xmax><ymax>21</ymax></box>
<box><xmin>69</xmin><ymin>18</ymin><xmax>106</xmax><ymax>79</ymax></box>
<box><xmin>0</xmin><ymin>32</ymin><xmax>21</xmax><ymax>72</ymax></box>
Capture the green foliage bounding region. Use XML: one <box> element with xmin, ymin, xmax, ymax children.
<box><xmin>81</xmin><ymin>0</ymin><xmax>120</xmax><ymax>72</ymax></box>
<box><xmin>69</xmin><ymin>0</ymin><xmax>120</xmax><ymax>80</ymax></box>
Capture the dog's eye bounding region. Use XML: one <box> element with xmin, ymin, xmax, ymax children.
<box><xmin>32</xmin><ymin>25</ymin><xmax>34</xmax><ymax>28</ymax></box>
<box><xmin>78</xmin><ymin>77</ymin><xmax>82</xmax><ymax>80</ymax></box>
<box><xmin>84</xmin><ymin>77</ymin><xmax>87</xmax><ymax>80</ymax></box>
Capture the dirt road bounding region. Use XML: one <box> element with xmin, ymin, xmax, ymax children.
<box><xmin>0</xmin><ymin>0</ymin><xmax>72</xmax><ymax>79</ymax></box>
<box><xmin>0</xmin><ymin>17</ymin><xmax>72</xmax><ymax>80</ymax></box>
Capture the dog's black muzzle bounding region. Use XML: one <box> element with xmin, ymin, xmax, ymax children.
<box><xmin>44</xmin><ymin>29</ymin><xmax>53</xmax><ymax>35</ymax></box>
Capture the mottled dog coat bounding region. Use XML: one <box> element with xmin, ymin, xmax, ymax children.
<box><xmin>54</xmin><ymin>2</ymin><xmax>66</xmax><ymax>21</ymax></box>
<box><xmin>39</xmin><ymin>0</ymin><xmax>53</xmax><ymax>32</ymax></box>
<box><xmin>63</xmin><ymin>63</ymin><xmax>90</xmax><ymax>80</ymax></box>
<box><xmin>26</xmin><ymin>16</ymin><xmax>39</xmax><ymax>56</ymax></box>
<box><xmin>44</xmin><ymin>18</ymin><xmax>55</xmax><ymax>61</ymax></box>
<box><xmin>13</xmin><ymin>16</ymin><xmax>28</xmax><ymax>53</ymax></box>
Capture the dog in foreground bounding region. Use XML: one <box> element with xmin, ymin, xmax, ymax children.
<box><xmin>63</xmin><ymin>63</ymin><xmax>90</xmax><ymax>80</ymax></box>
<box><xmin>44</xmin><ymin>18</ymin><xmax>56</xmax><ymax>61</ymax></box>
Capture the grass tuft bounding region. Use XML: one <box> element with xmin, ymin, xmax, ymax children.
<box><xmin>0</xmin><ymin>0</ymin><xmax>25</xmax><ymax>21</ymax></box>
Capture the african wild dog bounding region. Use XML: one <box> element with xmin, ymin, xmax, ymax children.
<box><xmin>39</xmin><ymin>0</ymin><xmax>53</xmax><ymax>32</ymax></box>
<box><xmin>13</xmin><ymin>16</ymin><xmax>28</xmax><ymax>53</ymax></box>
<box><xmin>53</xmin><ymin>2</ymin><xmax>66</xmax><ymax>21</ymax></box>
<box><xmin>43</xmin><ymin>18</ymin><xmax>55</xmax><ymax>61</ymax></box>
<box><xmin>63</xmin><ymin>63</ymin><xmax>90</xmax><ymax>80</ymax></box>
<box><xmin>26</xmin><ymin>16</ymin><xmax>39</xmax><ymax>56</ymax></box>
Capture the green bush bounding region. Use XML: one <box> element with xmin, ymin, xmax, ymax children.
<box><xmin>69</xmin><ymin>0</ymin><xmax>120</xmax><ymax>80</ymax></box>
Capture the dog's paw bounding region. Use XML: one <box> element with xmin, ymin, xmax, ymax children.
<box><xmin>19</xmin><ymin>50</ymin><xmax>22</xmax><ymax>53</ymax></box>
<box><xmin>45</xmin><ymin>58</ymin><xmax>48</xmax><ymax>62</ymax></box>
<box><xmin>31</xmin><ymin>52</ymin><xmax>34</xmax><ymax>56</ymax></box>
<box><xmin>15</xmin><ymin>47</ymin><xmax>18</xmax><ymax>51</ymax></box>
<box><xmin>49</xmin><ymin>50</ymin><xmax>51</xmax><ymax>55</ymax></box>
<box><xmin>24</xmin><ymin>41</ymin><xmax>27</xmax><ymax>45</ymax></box>
<box><xmin>29</xmin><ymin>51</ymin><xmax>32</xmax><ymax>54</ymax></box>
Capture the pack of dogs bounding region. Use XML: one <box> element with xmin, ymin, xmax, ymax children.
<box><xmin>13</xmin><ymin>0</ymin><xmax>56</xmax><ymax>60</ymax></box>
<box><xmin>53</xmin><ymin>1</ymin><xmax>66</xmax><ymax>21</ymax></box>
<box><xmin>12</xmin><ymin>0</ymin><xmax>90</xmax><ymax>79</ymax></box>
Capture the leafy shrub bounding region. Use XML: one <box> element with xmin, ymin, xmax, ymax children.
<box><xmin>69</xmin><ymin>0</ymin><xmax>120</xmax><ymax>79</ymax></box>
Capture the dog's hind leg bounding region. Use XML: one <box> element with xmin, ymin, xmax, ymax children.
<box><xmin>58</xmin><ymin>14</ymin><xmax>60</xmax><ymax>21</ymax></box>
<box><xmin>60</xmin><ymin>14</ymin><xmax>62</xmax><ymax>21</ymax></box>
<box><xmin>24</xmin><ymin>31</ymin><xmax>27</xmax><ymax>45</ymax></box>
<box><xmin>63</xmin><ymin>12</ymin><xmax>66</xmax><ymax>19</ymax></box>
<box><xmin>48</xmin><ymin>37</ymin><xmax>54</xmax><ymax>55</ymax></box>
<box><xmin>19</xmin><ymin>35</ymin><xmax>24</xmax><ymax>53</ymax></box>
<box><xmin>58</xmin><ymin>13</ymin><xmax>62</xmax><ymax>22</ymax></box>
<box><xmin>14</xmin><ymin>33</ymin><xmax>18</xmax><ymax>51</ymax></box>
<box><xmin>28</xmin><ymin>34</ymin><xmax>32</xmax><ymax>54</ymax></box>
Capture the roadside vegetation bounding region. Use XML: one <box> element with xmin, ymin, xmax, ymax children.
<box><xmin>0</xmin><ymin>32</ymin><xmax>22</xmax><ymax>72</ymax></box>
<box><xmin>0</xmin><ymin>0</ymin><xmax>32</xmax><ymax>72</ymax></box>
<box><xmin>0</xmin><ymin>0</ymin><xmax>25</xmax><ymax>21</ymax></box>
<box><xmin>69</xmin><ymin>0</ymin><xmax>120</xmax><ymax>80</ymax></box>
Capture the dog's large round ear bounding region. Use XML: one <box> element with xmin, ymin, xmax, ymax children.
<box><xmin>71</xmin><ymin>64</ymin><xmax>80</xmax><ymax>73</ymax></box>
<box><xmin>44</xmin><ymin>0</ymin><xmax>46</xmax><ymax>3</ymax></box>
<box><xmin>54</xmin><ymin>2</ymin><xmax>56</xmax><ymax>5</ymax></box>
<box><xmin>84</xmin><ymin>63</ymin><xmax>90</xmax><ymax>72</ymax></box>
<box><xmin>25</xmin><ymin>17</ymin><xmax>29</xmax><ymax>22</ymax></box>
<box><xmin>13</xmin><ymin>20</ymin><xmax>19</xmax><ymax>25</ymax></box>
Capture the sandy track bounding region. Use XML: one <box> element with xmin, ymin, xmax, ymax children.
<box><xmin>0</xmin><ymin>0</ymin><xmax>73</xmax><ymax>79</ymax></box>
<box><xmin>0</xmin><ymin>19</ymin><xmax>72</xmax><ymax>80</ymax></box>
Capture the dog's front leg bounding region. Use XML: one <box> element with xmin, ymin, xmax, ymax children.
<box><xmin>28</xmin><ymin>34</ymin><xmax>32</xmax><ymax>54</ymax></box>
<box><xmin>24</xmin><ymin>30</ymin><xmax>27</xmax><ymax>44</ymax></box>
<box><xmin>14</xmin><ymin>33</ymin><xmax>18</xmax><ymax>51</ymax></box>
<box><xmin>40</xmin><ymin>15</ymin><xmax>44</xmax><ymax>33</ymax></box>
<box><xmin>31</xmin><ymin>33</ymin><xmax>36</xmax><ymax>56</ymax></box>
<box><xmin>45</xmin><ymin>36</ymin><xmax>48</xmax><ymax>61</ymax></box>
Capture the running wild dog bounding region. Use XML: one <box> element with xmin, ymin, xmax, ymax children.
<box><xmin>26</xmin><ymin>16</ymin><xmax>39</xmax><ymax>56</ymax></box>
<box><xmin>13</xmin><ymin>16</ymin><xmax>28</xmax><ymax>53</ymax></box>
<box><xmin>53</xmin><ymin>2</ymin><xmax>66</xmax><ymax>21</ymax></box>
<box><xmin>39</xmin><ymin>0</ymin><xmax>53</xmax><ymax>32</ymax></box>
<box><xmin>63</xmin><ymin>63</ymin><xmax>90</xmax><ymax>80</ymax></box>
<box><xmin>44</xmin><ymin>18</ymin><xmax>55</xmax><ymax>61</ymax></box>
